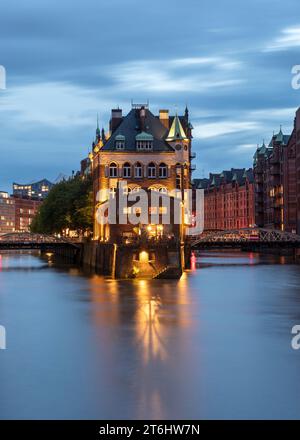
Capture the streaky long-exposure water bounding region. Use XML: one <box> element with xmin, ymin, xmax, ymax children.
<box><xmin>0</xmin><ymin>250</ymin><xmax>300</xmax><ymax>420</ymax></box>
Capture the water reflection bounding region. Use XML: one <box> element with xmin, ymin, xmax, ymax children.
<box><xmin>1</xmin><ymin>251</ymin><xmax>300</xmax><ymax>419</ymax></box>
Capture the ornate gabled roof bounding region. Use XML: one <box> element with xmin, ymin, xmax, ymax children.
<box><xmin>166</xmin><ymin>113</ymin><xmax>187</xmax><ymax>141</ymax></box>
<box><xmin>102</xmin><ymin>108</ymin><xmax>174</xmax><ymax>152</ymax></box>
<box><xmin>195</xmin><ymin>168</ymin><xmax>254</xmax><ymax>189</ymax></box>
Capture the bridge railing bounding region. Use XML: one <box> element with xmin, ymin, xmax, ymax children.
<box><xmin>0</xmin><ymin>232</ymin><xmax>81</xmax><ymax>245</ymax></box>
<box><xmin>190</xmin><ymin>228</ymin><xmax>300</xmax><ymax>246</ymax></box>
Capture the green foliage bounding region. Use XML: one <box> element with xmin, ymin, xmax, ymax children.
<box><xmin>30</xmin><ymin>175</ymin><xmax>93</xmax><ymax>235</ymax></box>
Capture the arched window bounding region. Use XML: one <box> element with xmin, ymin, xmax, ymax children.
<box><xmin>149</xmin><ymin>186</ymin><xmax>159</xmax><ymax>192</ymax></box>
<box><xmin>159</xmin><ymin>163</ymin><xmax>167</xmax><ymax>178</ymax></box>
<box><xmin>159</xmin><ymin>187</ymin><xmax>168</xmax><ymax>194</ymax></box>
<box><xmin>109</xmin><ymin>162</ymin><xmax>118</xmax><ymax>178</ymax></box>
<box><xmin>123</xmin><ymin>162</ymin><xmax>131</xmax><ymax>178</ymax></box>
<box><xmin>148</xmin><ymin>162</ymin><xmax>156</xmax><ymax>178</ymax></box>
<box><xmin>135</xmin><ymin>162</ymin><xmax>142</xmax><ymax>178</ymax></box>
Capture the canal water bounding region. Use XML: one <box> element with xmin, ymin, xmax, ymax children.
<box><xmin>0</xmin><ymin>251</ymin><xmax>300</xmax><ymax>419</ymax></box>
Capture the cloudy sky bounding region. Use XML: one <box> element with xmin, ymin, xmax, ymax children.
<box><xmin>0</xmin><ymin>0</ymin><xmax>300</xmax><ymax>191</ymax></box>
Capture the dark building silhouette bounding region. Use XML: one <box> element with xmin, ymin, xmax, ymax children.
<box><xmin>253</xmin><ymin>129</ymin><xmax>290</xmax><ymax>230</ymax></box>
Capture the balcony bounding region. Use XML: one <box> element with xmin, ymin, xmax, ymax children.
<box><xmin>190</xmin><ymin>152</ymin><xmax>196</xmax><ymax>159</ymax></box>
<box><xmin>190</xmin><ymin>164</ymin><xmax>196</xmax><ymax>171</ymax></box>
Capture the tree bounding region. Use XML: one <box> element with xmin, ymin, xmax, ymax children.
<box><xmin>31</xmin><ymin>175</ymin><xmax>93</xmax><ymax>235</ymax></box>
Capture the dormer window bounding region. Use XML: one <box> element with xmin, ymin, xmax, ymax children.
<box><xmin>115</xmin><ymin>134</ymin><xmax>125</xmax><ymax>149</ymax></box>
<box><xmin>136</xmin><ymin>132</ymin><xmax>153</xmax><ymax>150</ymax></box>
<box><xmin>136</xmin><ymin>140</ymin><xmax>153</xmax><ymax>150</ymax></box>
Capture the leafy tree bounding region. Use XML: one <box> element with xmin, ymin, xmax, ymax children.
<box><xmin>31</xmin><ymin>175</ymin><xmax>93</xmax><ymax>235</ymax></box>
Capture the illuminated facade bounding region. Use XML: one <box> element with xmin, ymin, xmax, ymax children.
<box><xmin>0</xmin><ymin>192</ymin><xmax>15</xmax><ymax>233</ymax></box>
<box><xmin>90</xmin><ymin>104</ymin><xmax>194</xmax><ymax>243</ymax></box>
<box><xmin>13</xmin><ymin>178</ymin><xmax>54</xmax><ymax>200</ymax></box>
<box><xmin>14</xmin><ymin>197</ymin><xmax>42</xmax><ymax>232</ymax></box>
<box><xmin>0</xmin><ymin>191</ymin><xmax>42</xmax><ymax>234</ymax></box>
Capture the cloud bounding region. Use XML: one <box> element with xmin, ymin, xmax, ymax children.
<box><xmin>0</xmin><ymin>82</ymin><xmax>119</xmax><ymax>127</ymax></box>
<box><xmin>264</xmin><ymin>25</ymin><xmax>300</xmax><ymax>51</ymax></box>
<box><xmin>193</xmin><ymin>121</ymin><xmax>261</xmax><ymax>139</ymax></box>
<box><xmin>107</xmin><ymin>57</ymin><xmax>244</xmax><ymax>94</ymax></box>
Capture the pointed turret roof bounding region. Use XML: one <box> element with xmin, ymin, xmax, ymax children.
<box><xmin>258</xmin><ymin>141</ymin><xmax>267</xmax><ymax>155</ymax></box>
<box><xmin>276</xmin><ymin>126</ymin><xmax>283</xmax><ymax>143</ymax></box>
<box><xmin>96</xmin><ymin>114</ymin><xmax>100</xmax><ymax>135</ymax></box>
<box><xmin>166</xmin><ymin>113</ymin><xmax>187</xmax><ymax>141</ymax></box>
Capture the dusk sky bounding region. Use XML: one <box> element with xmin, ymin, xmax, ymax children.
<box><xmin>1</xmin><ymin>0</ymin><xmax>300</xmax><ymax>192</ymax></box>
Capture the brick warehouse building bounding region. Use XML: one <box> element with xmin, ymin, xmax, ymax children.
<box><xmin>90</xmin><ymin>104</ymin><xmax>195</xmax><ymax>243</ymax></box>
<box><xmin>253</xmin><ymin>108</ymin><xmax>300</xmax><ymax>234</ymax></box>
<box><xmin>296</xmin><ymin>108</ymin><xmax>300</xmax><ymax>234</ymax></box>
<box><xmin>193</xmin><ymin>168</ymin><xmax>255</xmax><ymax>231</ymax></box>
<box><xmin>253</xmin><ymin>128</ymin><xmax>290</xmax><ymax>230</ymax></box>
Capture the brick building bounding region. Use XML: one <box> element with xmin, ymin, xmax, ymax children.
<box><xmin>90</xmin><ymin>104</ymin><xmax>195</xmax><ymax>242</ymax></box>
<box><xmin>253</xmin><ymin>129</ymin><xmax>290</xmax><ymax>230</ymax></box>
<box><xmin>14</xmin><ymin>197</ymin><xmax>42</xmax><ymax>232</ymax></box>
<box><xmin>193</xmin><ymin>168</ymin><xmax>255</xmax><ymax>231</ymax></box>
<box><xmin>283</xmin><ymin>125</ymin><xmax>297</xmax><ymax>233</ymax></box>
<box><xmin>296</xmin><ymin>109</ymin><xmax>300</xmax><ymax>233</ymax></box>
<box><xmin>0</xmin><ymin>192</ymin><xmax>15</xmax><ymax>233</ymax></box>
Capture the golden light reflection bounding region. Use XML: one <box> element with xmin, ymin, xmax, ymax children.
<box><xmin>135</xmin><ymin>280</ymin><xmax>168</xmax><ymax>364</ymax></box>
<box><xmin>191</xmin><ymin>251</ymin><xmax>196</xmax><ymax>271</ymax></box>
<box><xmin>139</xmin><ymin>251</ymin><xmax>149</xmax><ymax>263</ymax></box>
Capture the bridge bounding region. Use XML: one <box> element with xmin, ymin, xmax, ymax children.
<box><xmin>0</xmin><ymin>233</ymin><xmax>80</xmax><ymax>250</ymax></box>
<box><xmin>190</xmin><ymin>228</ymin><xmax>300</xmax><ymax>249</ymax></box>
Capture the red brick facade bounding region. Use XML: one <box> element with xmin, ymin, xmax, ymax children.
<box><xmin>254</xmin><ymin>107</ymin><xmax>300</xmax><ymax>234</ymax></box>
<box><xmin>14</xmin><ymin>197</ymin><xmax>42</xmax><ymax>232</ymax></box>
<box><xmin>194</xmin><ymin>169</ymin><xmax>255</xmax><ymax>231</ymax></box>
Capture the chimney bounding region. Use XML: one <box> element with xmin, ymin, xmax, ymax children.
<box><xmin>140</xmin><ymin>106</ymin><xmax>146</xmax><ymax>132</ymax></box>
<box><xmin>159</xmin><ymin>109</ymin><xmax>169</xmax><ymax>129</ymax></box>
<box><xmin>110</xmin><ymin>108</ymin><xmax>122</xmax><ymax>133</ymax></box>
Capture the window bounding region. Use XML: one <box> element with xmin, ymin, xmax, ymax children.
<box><xmin>109</xmin><ymin>187</ymin><xmax>117</xmax><ymax>199</ymax></box>
<box><xmin>159</xmin><ymin>187</ymin><xmax>168</xmax><ymax>194</ymax></box>
<box><xmin>123</xmin><ymin>186</ymin><xmax>132</xmax><ymax>195</ymax></box>
<box><xmin>115</xmin><ymin>141</ymin><xmax>125</xmax><ymax>149</ymax></box>
<box><xmin>123</xmin><ymin>162</ymin><xmax>131</xmax><ymax>178</ymax></box>
<box><xmin>159</xmin><ymin>163</ymin><xmax>167</xmax><ymax>178</ymax></box>
<box><xmin>136</xmin><ymin>140</ymin><xmax>153</xmax><ymax>150</ymax></box>
<box><xmin>115</xmin><ymin>135</ymin><xmax>125</xmax><ymax>149</ymax></box>
<box><xmin>176</xmin><ymin>164</ymin><xmax>181</xmax><ymax>189</ymax></box>
<box><xmin>135</xmin><ymin>162</ymin><xmax>142</xmax><ymax>178</ymax></box>
<box><xmin>148</xmin><ymin>162</ymin><xmax>156</xmax><ymax>178</ymax></box>
<box><xmin>109</xmin><ymin>163</ymin><xmax>118</xmax><ymax>178</ymax></box>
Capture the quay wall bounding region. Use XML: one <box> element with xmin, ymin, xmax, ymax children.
<box><xmin>53</xmin><ymin>242</ymin><xmax>184</xmax><ymax>279</ymax></box>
